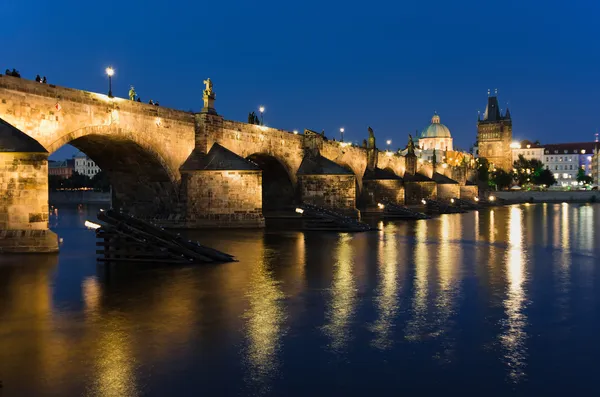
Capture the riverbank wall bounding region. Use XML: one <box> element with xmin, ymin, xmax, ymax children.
<box><xmin>49</xmin><ymin>191</ymin><xmax>111</xmax><ymax>205</ymax></box>
<box><xmin>495</xmin><ymin>191</ymin><xmax>600</xmax><ymax>203</ymax></box>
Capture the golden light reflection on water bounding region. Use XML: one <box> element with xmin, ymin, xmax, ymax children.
<box><xmin>433</xmin><ymin>215</ymin><xmax>461</xmax><ymax>343</ymax></box>
<box><xmin>405</xmin><ymin>220</ymin><xmax>429</xmax><ymax>340</ymax></box>
<box><xmin>88</xmin><ymin>321</ymin><xmax>140</xmax><ymax>397</ymax></box>
<box><xmin>323</xmin><ymin>233</ymin><xmax>356</xmax><ymax>351</ymax></box>
<box><xmin>371</xmin><ymin>223</ymin><xmax>400</xmax><ymax>350</ymax></box>
<box><xmin>501</xmin><ymin>206</ymin><xmax>528</xmax><ymax>383</ymax></box>
<box><xmin>243</xmin><ymin>246</ymin><xmax>286</xmax><ymax>384</ymax></box>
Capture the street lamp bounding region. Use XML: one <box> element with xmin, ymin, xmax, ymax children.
<box><xmin>105</xmin><ymin>67</ymin><xmax>114</xmax><ymax>98</ymax></box>
<box><xmin>259</xmin><ymin>106</ymin><xmax>265</xmax><ymax>125</ymax></box>
<box><xmin>340</xmin><ymin>127</ymin><xmax>345</xmax><ymax>142</ymax></box>
<box><xmin>386</xmin><ymin>139</ymin><xmax>392</xmax><ymax>151</ymax></box>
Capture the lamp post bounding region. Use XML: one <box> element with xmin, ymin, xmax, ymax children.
<box><xmin>340</xmin><ymin>127</ymin><xmax>345</xmax><ymax>142</ymax></box>
<box><xmin>259</xmin><ymin>106</ymin><xmax>265</xmax><ymax>125</ymax></box>
<box><xmin>105</xmin><ymin>67</ymin><xmax>114</xmax><ymax>98</ymax></box>
<box><xmin>386</xmin><ymin>139</ymin><xmax>392</xmax><ymax>151</ymax></box>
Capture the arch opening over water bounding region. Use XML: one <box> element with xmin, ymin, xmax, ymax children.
<box><xmin>56</xmin><ymin>134</ymin><xmax>179</xmax><ymax>217</ymax></box>
<box><xmin>247</xmin><ymin>153</ymin><xmax>295</xmax><ymax>213</ymax></box>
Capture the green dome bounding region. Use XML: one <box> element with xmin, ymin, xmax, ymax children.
<box><xmin>420</xmin><ymin>113</ymin><xmax>451</xmax><ymax>139</ymax></box>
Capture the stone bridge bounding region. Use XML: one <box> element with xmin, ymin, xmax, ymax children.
<box><xmin>0</xmin><ymin>74</ymin><xmax>475</xmax><ymax>235</ymax></box>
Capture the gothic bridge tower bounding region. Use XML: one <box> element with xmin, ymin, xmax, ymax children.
<box><xmin>477</xmin><ymin>91</ymin><xmax>512</xmax><ymax>171</ymax></box>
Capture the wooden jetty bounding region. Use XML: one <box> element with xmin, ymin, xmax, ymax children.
<box><xmin>296</xmin><ymin>203</ymin><xmax>375</xmax><ymax>232</ymax></box>
<box><xmin>380</xmin><ymin>199</ymin><xmax>430</xmax><ymax>220</ymax></box>
<box><xmin>94</xmin><ymin>210</ymin><xmax>235</xmax><ymax>264</ymax></box>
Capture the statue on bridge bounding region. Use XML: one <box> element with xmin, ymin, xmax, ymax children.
<box><xmin>407</xmin><ymin>134</ymin><xmax>416</xmax><ymax>156</ymax></box>
<box><xmin>128</xmin><ymin>86</ymin><xmax>137</xmax><ymax>101</ymax></box>
<box><xmin>366</xmin><ymin>126</ymin><xmax>378</xmax><ymax>171</ymax></box>
<box><xmin>203</xmin><ymin>78</ymin><xmax>214</xmax><ymax>98</ymax></box>
<box><xmin>367</xmin><ymin>127</ymin><xmax>376</xmax><ymax>150</ymax></box>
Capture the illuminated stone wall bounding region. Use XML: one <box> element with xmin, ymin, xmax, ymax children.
<box><xmin>404</xmin><ymin>181</ymin><xmax>437</xmax><ymax>205</ymax></box>
<box><xmin>460</xmin><ymin>186</ymin><xmax>478</xmax><ymax>199</ymax></box>
<box><xmin>181</xmin><ymin>170</ymin><xmax>264</xmax><ymax>228</ymax></box>
<box><xmin>437</xmin><ymin>184</ymin><xmax>460</xmax><ymax>201</ymax></box>
<box><xmin>298</xmin><ymin>174</ymin><xmax>357</xmax><ymax>215</ymax></box>
<box><xmin>361</xmin><ymin>179</ymin><xmax>405</xmax><ymax>210</ymax></box>
<box><xmin>0</xmin><ymin>152</ymin><xmax>58</xmax><ymax>252</ymax></box>
<box><xmin>0</xmin><ymin>74</ymin><xmax>195</xmax><ymax>182</ymax></box>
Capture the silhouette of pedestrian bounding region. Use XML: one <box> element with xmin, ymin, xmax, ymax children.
<box><xmin>42</xmin><ymin>76</ymin><xmax>47</xmax><ymax>84</ymax></box>
<box><xmin>137</xmin><ymin>97</ymin><xmax>141</xmax><ymax>102</ymax></box>
<box><xmin>155</xmin><ymin>102</ymin><xmax>160</xmax><ymax>106</ymax></box>
<box><xmin>149</xmin><ymin>99</ymin><xmax>154</xmax><ymax>105</ymax></box>
<box><xmin>4</xmin><ymin>69</ymin><xmax>9</xmax><ymax>76</ymax></box>
<box><xmin>11</xmin><ymin>68</ymin><xmax>20</xmax><ymax>77</ymax></box>
<box><xmin>35</xmin><ymin>74</ymin><xmax>41</xmax><ymax>82</ymax></box>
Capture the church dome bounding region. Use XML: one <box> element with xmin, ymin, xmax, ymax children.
<box><xmin>420</xmin><ymin>113</ymin><xmax>452</xmax><ymax>139</ymax></box>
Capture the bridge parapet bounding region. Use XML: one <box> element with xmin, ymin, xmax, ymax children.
<box><xmin>0</xmin><ymin>74</ymin><xmax>194</xmax><ymax>123</ymax></box>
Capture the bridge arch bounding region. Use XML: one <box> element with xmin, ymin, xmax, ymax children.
<box><xmin>246</xmin><ymin>153</ymin><xmax>296</xmax><ymax>212</ymax></box>
<box><xmin>49</xmin><ymin>125</ymin><xmax>180</xmax><ymax>216</ymax></box>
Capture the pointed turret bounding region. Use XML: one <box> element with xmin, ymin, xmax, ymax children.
<box><xmin>504</xmin><ymin>107</ymin><xmax>511</xmax><ymax>120</ymax></box>
<box><xmin>482</xmin><ymin>96</ymin><xmax>501</xmax><ymax>122</ymax></box>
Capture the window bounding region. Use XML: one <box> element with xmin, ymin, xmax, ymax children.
<box><xmin>569</xmin><ymin>165</ymin><xmax>573</xmax><ymax>170</ymax></box>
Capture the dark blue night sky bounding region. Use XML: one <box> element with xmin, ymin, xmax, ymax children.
<box><xmin>3</xmin><ymin>0</ymin><xmax>599</xmax><ymax>159</ymax></box>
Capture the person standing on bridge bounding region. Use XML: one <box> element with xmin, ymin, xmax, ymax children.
<box><xmin>35</xmin><ymin>74</ymin><xmax>41</xmax><ymax>83</ymax></box>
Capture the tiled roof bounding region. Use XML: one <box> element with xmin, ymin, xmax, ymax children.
<box><xmin>180</xmin><ymin>143</ymin><xmax>260</xmax><ymax>171</ymax></box>
<box><xmin>543</xmin><ymin>142</ymin><xmax>597</xmax><ymax>154</ymax></box>
<box><xmin>363</xmin><ymin>167</ymin><xmax>401</xmax><ymax>180</ymax></box>
<box><xmin>297</xmin><ymin>154</ymin><xmax>353</xmax><ymax>175</ymax></box>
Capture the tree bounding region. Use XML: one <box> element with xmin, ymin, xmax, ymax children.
<box><xmin>576</xmin><ymin>167</ymin><xmax>593</xmax><ymax>184</ymax></box>
<box><xmin>534</xmin><ymin>169</ymin><xmax>557</xmax><ymax>187</ymax></box>
<box><xmin>476</xmin><ymin>157</ymin><xmax>490</xmax><ymax>184</ymax></box>
<box><xmin>512</xmin><ymin>154</ymin><xmax>543</xmax><ymax>186</ymax></box>
<box><xmin>491</xmin><ymin>168</ymin><xmax>512</xmax><ymax>190</ymax></box>
<box><xmin>91</xmin><ymin>170</ymin><xmax>111</xmax><ymax>192</ymax></box>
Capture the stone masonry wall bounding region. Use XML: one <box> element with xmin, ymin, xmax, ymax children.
<box><xmin>0</xmin><ymin>153</ymin><xmax>49</xmax><ymax>230</ymax></box>
<box><xmin>0</xmin><ymin>75</ymin><xmax>195</xmax><ymax>182</ymax></box>
<box><xmin>298</xmin><ymin>174</ymin><xmax>356</xmax><ymax>212</ymax></box>
<box><xmin>404</xmin><ymin>181</ymin><xmax>437</xmax><ymax>205</ymax></box>
<box><xmin>0</xmin><ymin>152</ymin><xmax>58</xmax><ymax>252</ymax></box>
<box><xmin>460</xmin><ymin>186</ymin><xmax>478</xmax><ymax>199</ymax></box>
<box><xmin>182</xmin><ymin>170</ymin><xmax>264</xmax><ymax>228</ymax></box>
<box><xmin>361</xmin><ymin>179</ymin><xmax>405</xmax><ymax>211</ymax></box>
<box><xmin>437</xmin><ymin>184</ymin><xmax>460</xmax><ymax>201</ymax></box>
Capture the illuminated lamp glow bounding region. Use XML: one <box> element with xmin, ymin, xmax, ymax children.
<box><xmin>85</xmin><ymin>220</ymin><xmax>101</xmax><ymax>229</ymax></box>
<box><xmin>489</xmin><ymin>195</ymin><xmax>496</xmax><ymax>202</ymax></box>
<box><xmin>377</xmin><ymin>203</ymin><xmax>385</xmax><ymax>209</ymax></box>
<box><xmin>295</xmin><ymin>208</ymin><xmax>304</xmax><ymax>214</ymax></box>
<box><xmin>421</xmin><ymin>199</ymin><xmax>427</xmax><ymax>205</ymax></box>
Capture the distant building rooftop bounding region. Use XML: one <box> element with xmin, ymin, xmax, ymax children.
<box><xmin>543</xmin><ymin>142</ymin><xmax>597</xmax><ymax>155</ymax></box>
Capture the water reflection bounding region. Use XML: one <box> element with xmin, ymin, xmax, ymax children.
<box><xmin>500</xmin><ymin>206</ymin><xmax>528</xmax><ymax>383</ymax></box>
<box><xmin>432</xmin><ymin>215</ymin><xmax>461</xmax><ymax>361</ymax></box>
<box><xmin>323</xmin><ymin>233</ymin><xmax>356</xmax><ymax>351</ymax></box>
<box><xmin>243</xmin><ymin>243</ymin><xmax>286</xmax><ymax>388</ymax></box>
<box><xmin>371</xmin><ymin>223</ymin><xmax>401</xmax><ymax>350</ymax></box>
<box><xmin>406</xmin><ymin>220</ymin><xmax>429</xmax><ymax>341</ymax></box>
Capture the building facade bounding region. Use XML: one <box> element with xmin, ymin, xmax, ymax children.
<box><xmin>592</xmin><ymin>144</ymin><xmax>600</xmax><ymax>185</ymax></box>
<box><xmin>74</xmin><ymin>153</ymin><xmax>101</xmax><ymax>177</ymax></box>
<box><xmin>511</xmin><ymin>140</ymin><xmax>544</xmax><ymax>164</ymax></box>
<box><xmin>542</xmin><ymin>142</ymin><xmax>595</xmax><ymax>187</ymax></box>
<box><xmin>48</xmin><ymin>159</ymin><xmax>74</xmax><ymax>178</ymax></box>
<box><xmin>418</xmin><ymin>113</ymin><xmax>453</xmax><ymax>160</ymax></box>
<box><xmin>477</xmin><ymin>94</ymin><xmax>512</xmax><ymax>171</ymax></box>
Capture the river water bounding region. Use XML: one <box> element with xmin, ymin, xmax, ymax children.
<box><xmin>0</xmin><ymin>203</ymin><xmax>599</xmax><ymax>396</ymax></box>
